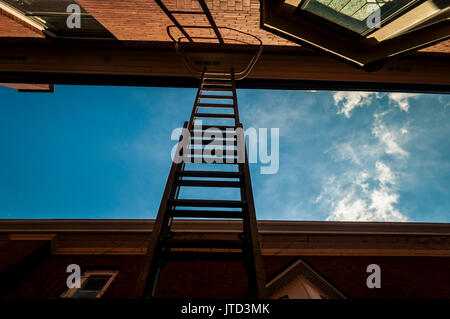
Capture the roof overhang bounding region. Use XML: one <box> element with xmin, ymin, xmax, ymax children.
<box><xmin>1</xmin><ymin>219</ymin><xmax>449</xmax><ymax>257</ymax></box>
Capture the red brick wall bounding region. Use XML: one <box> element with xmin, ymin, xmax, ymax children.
<box><xmin>4</xmin><ymin>255</ymin><xmax>143</xmax><ymax>299</ymax></box>
<box><xmin>0</xmin><ymin>1</ymin><xmax>446</xmax><ymax>52</ymax></box>
<box><xmin>304</xmin><ymin>256</ymin><xmax>450</xmax><ymax>299</ymax></box>
<box><xmin>0</xmin><ymin>240</ymin><xmax>48</xmax><ymax>273</ymax></box>
<box><xmin>76</xmin><ymin>0</ymin><xmax>293</xmax><ymax>45</ymax></box>
<box><xmin>3</xmin><ymin>244</ymin><xmax>450</xmax><ymax>299</ymax></box>
<box><xmin>0</xmin><ymin>9</ymin><xmax>43</xmax><ymax>38</ymax></box>
<box><xmin>0</xmin><ymin>240</ymin><xmax>51</xmax><ymax>298</ymax></box>
<box><xmin>157</xmin><ymin>256</ymin><xmax>293</xmax><ymax>298</ymax></box>
<box><xmin>3</xmin><ymin>251</ymin><xmax>293</xmax><ymax>299</ymax></box>
<box><xmin>0</xmin><ymin>83</ymin><xmax>52</xmax><ymax>91</ymax></box>
<box><xmin>420</xmin><ymin>39</ymin><xmax>450</xmax><ymax>53</ymax></box>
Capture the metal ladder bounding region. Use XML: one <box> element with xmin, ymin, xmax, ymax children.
<box><xmin>134</xmin><ymin>68</ymin><xmax>266</xmax><ymax>298</ymax></box>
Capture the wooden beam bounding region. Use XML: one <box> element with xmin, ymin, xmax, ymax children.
<box><xmin>0</xmin><ymin>40</ymin><xmax>448</xmax><ymax>91</ymax></box>
<box><xmin>1</xmin><ymin>220</ymin><xmax>448</xmax><ymax>257</ymax></box>
<box><xmin>1</xmin><ymin>219</ymin><xmax>449</xmax><ymax>235</ymax></box>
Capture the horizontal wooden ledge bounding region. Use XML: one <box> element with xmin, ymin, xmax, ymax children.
<box><xmin>0</xmin><ymin>39</ymin><xmax>448</xmax><ymax>89</ymax></box>
<box><xmin>1</xmin><ymin>219</ymin><xmax>450</xmax><ymax>235</ymax></box>
<box><xmin>51</xmin><ymin>247</ymin><xmax>450</xmax><ymax>257</ymax></box>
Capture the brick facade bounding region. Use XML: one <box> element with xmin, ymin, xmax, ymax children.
<box><xmin>76</xmin><ymin>0</ymin><xmax>293</xmax><ymax>44</ymax></box>
<box><xmin>2</xmin><ymin>238</ymin><xmax>450</xmax><ymax>299</ymax></box>
<box><xmin>0</xmin><ymin>0</ymin><xmax>447</xmax><ymax>52</ymax></box>
<box><xmin>0</xmin><ymin>9</ymin><xmax>43</xmax><ymax>38</ymax></box>
<box><xmin>75</xmin><ymin>0</ymin><xmax>447</xmax><ymax>51</ymax></box>
<box><xmin>0</xmin><ymin>83</ymin><xmax>52</xmax><ymax>91</ymax></box>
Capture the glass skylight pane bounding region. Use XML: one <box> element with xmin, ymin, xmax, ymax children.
<box><xmin>340</xmin><ymin>1</ymin><xmax>366</xmax><ymax>18</ymax></box>
<box><xmin>300</xmin><ymin>0</ymin><xmax>419</xmax><ymax>35</ymax></box>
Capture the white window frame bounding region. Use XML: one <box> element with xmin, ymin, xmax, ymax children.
<box><xmin>60</xmin><ymin>270</ymin><xmax>119</xmax><ymax>299</ymax></box>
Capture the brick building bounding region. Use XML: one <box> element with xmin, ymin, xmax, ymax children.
<box><xmin>1</xmin><ymin>219</ymin><xmax>449</xmax><ymax>299</ymax></box>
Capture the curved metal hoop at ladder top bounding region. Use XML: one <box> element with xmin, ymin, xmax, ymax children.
<box><xmin>167</xmin><ymin>25</ymin><xmax>263</xmax><ymax>80</ymax></box>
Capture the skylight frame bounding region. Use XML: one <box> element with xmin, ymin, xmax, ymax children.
<box><xmin>262</xmin><ymin>0</ymin><xmax>450</xmax><ymax>69</ymax></box>
<box><xmin>295</xmin><ymin>0</ymin><xmax>426</xmax><ymax>37</ymax></box>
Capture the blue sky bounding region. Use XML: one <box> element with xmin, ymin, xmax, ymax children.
<box><xmin>0</xmin><ymin>85</ymin><xmax>448</xmax><ymax>222</ymax></box>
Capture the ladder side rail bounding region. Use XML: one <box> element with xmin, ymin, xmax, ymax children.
<box><xmin>231</xmin><ymin>69</ymin><xmax>240</xmax><ymax>124</ymax></box>
<box><xmin>134</xmin><ymin>121</ymin><xmax>188</xmax><ymax>298</ymax></box>
<box><xmin>237</xmin><ymin>125</ymin><xmax>267</xmax><ymax>298</ymax></box>
<box><xmin>233</xmin><ymin>68</ymin><xmax>266</xmax><ymax>298</ymax></box>
<box><xmin>189</xmin><ymin>68</ymin><xmax>207</xmax><ymax>130</ymax></box>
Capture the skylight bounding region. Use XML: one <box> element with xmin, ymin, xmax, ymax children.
<box><xmin>288</xmin><ymin>0</ymin><xmax>422</xmax><ymax>35</ymax></box>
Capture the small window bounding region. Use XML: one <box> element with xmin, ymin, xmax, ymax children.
<box><xmin>61</xmin><ymin>270</ymin><xmax>118</xmax><ymax>299</ymax></box>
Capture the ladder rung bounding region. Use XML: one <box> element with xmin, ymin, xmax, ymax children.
<box><xmin>169</xmin><ymin>209</ymin><xmax>242</xmax><ymax>218</ymax></box>
<box><xmin>203</xmin><ymin>75</ymin><xmax>231</xmax><ymax>82</ymax></box>
<box><xmin>189</xmin><ymin>141</ymin><xmax>237</xmax><ymax>147</ymax></box>
<box><xmin>181</xmin><ymin>156</ymin><xmax>241</xmax><ymax>164</ymax></box>
<box><xmin>192</xmin><ymin>135</ymin><xmax>237</xmax><ymax>139</ymax></box>
<box><xmin>190</xmin><ymin>131</ymin><xmax>237</xmax><ymax>136</ymax></box>
<box><xmin>200</xmin><ymin>95</ymin><xmax>233</xmax><ymax>99</ymax></box>
<box><xmin>170</xmin><ymin>199</ymin><xmax>245</xmax><ymax>208</ymax></box>
<box><xmin>168</xmin><ymin>251</ymin><xmax>243</xmax><ymax>261</ymax></box>
<box><xmin>203</xmin><ymin>81</ymin><xmax>232</xmax><ymax>86</ymax></box>
<box><xmin>167</xmin><ymin>239</ymin><xmax>244</xmax><ymax>249</ymax></box>
<box><xmin>197</xmin><ymin>103</ymin><xmax>235</xmax><ymax>108</ymax></box>
<box><xmin>191</xmin><ymin>125</ymin><xmax>237</xmax><ymax>131</ymax></box>
<box><xmin>201</xmin><ymin>87</ymin><xmax>232</xmax><ymax>92</ymax></box>
<box><xmin>195</xmin><ymin>113</ymin><xmax>236</xmax><ymax>118</ymax></box>
<box><xmin>176</xmin><ymin>180</ymin><xmax>241</xmax><ymax>188</ymax></box>
<box><xmin>178</xmin><ymin>171</ymin><xmax>241</xmax><ymax>178</ymax></box>
<box><xmin>188</xmin><ymin>149</ymin><xmax>238</xmax><ymax>157</ymax></box>
<box><xmin>204</xmin><ymin>71</ymin><xmax>231</xmax><ymax>79</ymax></box>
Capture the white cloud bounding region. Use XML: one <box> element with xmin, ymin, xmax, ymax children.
<box><xmin>333</xmin><ymin>92</ymin><xmax>421</xmax><ymax>118</ymax></box>
<box><xmin>333</xmin><ymin>143</ymin><xmax>362</xmax><ymax>165</ymax></box>
<box><xmin>375</xmin><ymin>161</ymin><xmax>395</xmax><ymax>186</ymax></box>
<box><xmin>368</xmin><ymin>188</ymin><xmax>405</xmax><ymax>221</ymax></box>
<box><xmin>317</xmin><ymin>111</ymin><xmax>410</xmax><ymax>222</ymax></box>
<box><xmin>333</xmin><ymin>92</ymin><xmax>377</xmax><ymax>118</ymax></box>
<box><xmin>327</xmin><ymin>194</ymin><xmax>370</xmax><ymax>221</ymax></box>
<box><xmin>372</xmin><ymin>115</ymin><xmax>409</xmax><ymax>157</ymax></box>
<box><xmin>388</xmin><ymin>93</ymin><xmax>420</xmax><ymax>112</ymax></box>
<box><xmin>321</xmin><ymin>161</ymin><xmax>407</xmax><ymax>222</ymax></box>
